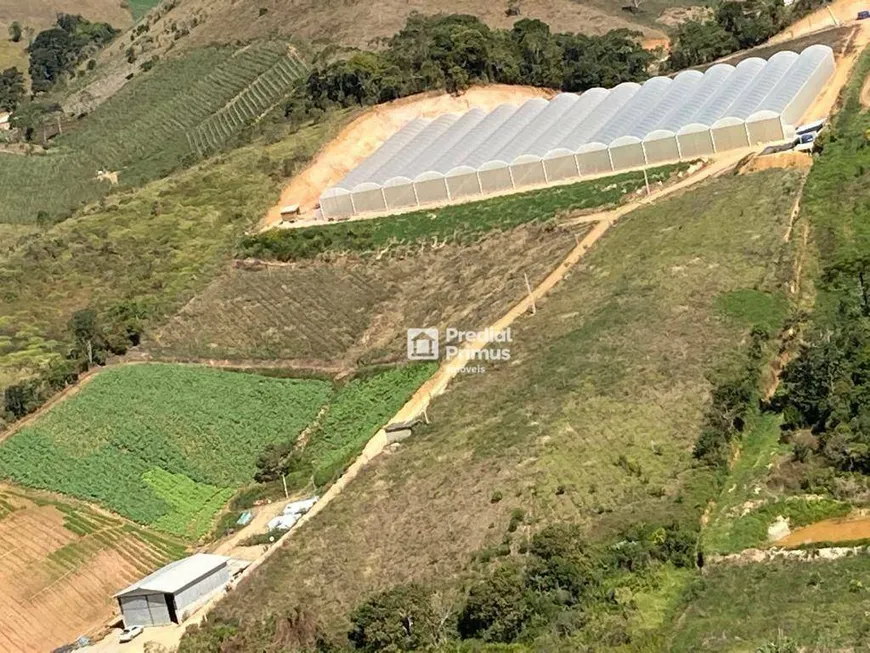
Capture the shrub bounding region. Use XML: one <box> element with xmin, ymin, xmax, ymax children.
<box><xmin>348</xmin><ymin>583</ymin><xmax>438</xmax><ymax>651</ymax></box>
<box><xmin>458</xmin><ymin>564</ymin><xmax>535</xmax><ymax>642</ymax></box>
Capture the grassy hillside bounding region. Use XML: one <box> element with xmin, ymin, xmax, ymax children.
<box><xmin>182</xmin><ymin>168</ymin><xmax>802</xmax><ymax>650</ymax></box>
<box><xmin>148</xmin><ymin>223</ymin><xmax>583</xmax><ymax>366</ymax></box>
<box><xmin>0</xmin><ymin>42</ymin><xmax>307</xmax><ymax>226</ymax></box>
<box><xmin>0</xmin><ymin>110</ymin><xmax>346</xmax><ymax>401</ymax></box>
<box><xmin>668</xmin><ymin>556</ymin><xmax>870</xmax><ymax>651</ymax></box>
<box><xmin>0</xmin><ymin>0</ymin><xmax>134</xmax><ymax>83</ymax></box>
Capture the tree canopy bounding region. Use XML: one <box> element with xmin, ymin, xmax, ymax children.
<box><xmin>0</xmin><ymin>67</ymin><xmax>25</xmax><ymax>112</ymax></box>
<box><xmin>667</xmin><ymin>0</ymin><xmax>786</xmax><ymax>70</ymax></box>
<box><xmin>28</xmin><ymin>13</ymin><xmax>118</xmax><ymax>93</ymax></box>
<box><xmin>299</xmin><ymin>14</ymin><xmax>654</xmax><ymax>111</ymax></box>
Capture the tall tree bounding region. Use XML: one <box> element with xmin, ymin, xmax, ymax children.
<box><xmin>0</xmin><ymin>67</ymin><xmax>25</xmax><ymax>112</ymax></box>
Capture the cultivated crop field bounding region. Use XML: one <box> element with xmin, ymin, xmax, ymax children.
<box><xmin>0</xmin><ymin>485</ymin><xmax>185</xmax><ymax>653</ymax></box>
<box><xmin>0</xmin><ymin>365</ymin><xmax>332</xmax><ymax>538</ymax></box>
<box><xmin>148</xmin><ymin>223</ymin><xmax>586</xmax><ymax>365</ymax></box>
<box><xmin>0</xmin><ymin>42</ymin><xmax>307</xmax><ymax>225</ymax></box>
<box><xmin>239</xmin><ymin>165</ymin><xmax>682</xmax><ymax>262</ymax></box>
<box><xmin>0</xmin><ymin>362</ymin><xmax>436</xmax><ymax>539</ymax></box>
<box><xmin>0</xmin><ymin>112</ymin><xmax>348</xmax><ymax>403</ymax></box>
<box><xmin>201</xmin><ymin>169</ymin><xmax>804</xmax><ymax>639</ymax></box>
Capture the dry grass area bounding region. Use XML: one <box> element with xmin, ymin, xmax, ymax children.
<box><xmin>168</xmin><ymin>0</ymin><xmax>665</xmax><ymax>53</ymax></box>
<box><xmin>205</xmin><ymin>170</ymin><xmax>802</xmax><ymax>637</ymax></box>
<box><xmin>0</xmin><ymin>0</ymin><xmax>131</xmax><ymax>31</ymax></box>
<box><xmin>76</xmin><ymin>0</ymin><xmax>669</xmax><ymax>112</ymax></box>
<box><xmin>145</xmin><ymin>224</ymin><xmax>582</xmax><ymax>367</ymax></box>
<box><xmin>0</xmin><ymin>0</ymin><xmax>132</xmax><ymax>77</ymax></box>
<box><xmin>0</xmin><ymin>485</ymin><xmax>185</xmax><ymax>653</ymax></box>
<box><xmin>656</xmin><ymin>5</ymin><xmax>713</xmax><ymax>27</ymax></box>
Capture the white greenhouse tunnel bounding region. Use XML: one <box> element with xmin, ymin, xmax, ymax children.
<box><xmin>320</xmin><ymin>44</ymin><xmax>835</xmax><ymax>218</ymax></box>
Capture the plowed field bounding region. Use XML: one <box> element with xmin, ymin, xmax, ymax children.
<box><xmin>0</xmin><ymin>486</ymin><xmax>185</xmax><ymax>653</ymax></box>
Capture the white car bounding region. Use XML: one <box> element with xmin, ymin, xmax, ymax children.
<box><xmin>119</xmin><ymin>625</ymin><xmax>144</xmax><ymax>643</ymax></box>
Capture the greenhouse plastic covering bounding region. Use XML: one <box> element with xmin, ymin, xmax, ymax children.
<box><xmin>320</xmin><ymin>45</ymin><xmax>835</xmax><ymax>218</ymax></box>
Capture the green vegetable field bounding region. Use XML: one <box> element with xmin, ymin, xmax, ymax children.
<box><xmin>0</xmin><ymin>363</ymin><xmax>435</xmax><ymax>539</ymax></box>
<box><xmin>0</xmin><ymin>365</ymin><xmax>331</xmax><ymax>538</ymax></box>
<box><xmin>304</xmin><ymin>364</ymin><xmax>439</xmax><ymax>487</ymax></box>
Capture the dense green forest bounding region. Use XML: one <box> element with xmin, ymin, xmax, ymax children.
<box><xmin>772</xmin><ymin>52</ymin><xmax>870</xmax><ymax>493</ymax></box>
<box><xmin>28</xmin><ymin>13</ymin><xmax>119</xmax><ymax>92</ymax></box>
<box><xmin>291</xmin><ymin>14</ymin><xmax>653</xmax><ymax>112</ymax></box>
<box><xmin>667</xmin><ymin>0</ymin><xmax>823</xmax><ymax>70</ymax></box>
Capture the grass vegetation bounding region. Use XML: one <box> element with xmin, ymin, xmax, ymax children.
<box><xmin>668</xmin><ymin>555</ymin><xmax>870</xmax><ymax>651</ymax></box>
<box><xmin>149</xmin><ymin>223</ymin><xmax>585</xmax><ymax>365</ymax></box>
<box><xmin>0</xmin><ymin>109</ymin><xmax>348</xmax><ymax>409</ymax></box>
<box><xmin>181</xmin><ymin>168</ymin><xmax>802</xmax><ymax>650</ymax></box>
<box><xmin>126</xmin><ymin>0</ymin><xmax>163</xmax><ymax>20</ymax></box>
<box><xmin>238</xmin><ymin>165</ymin><xmax>684</xmax><ymax>261</ymax></box>
<box><xmin>0</xmin><ymin>42</ymin><xmax>306</xmax><ymax>226</ymax></box>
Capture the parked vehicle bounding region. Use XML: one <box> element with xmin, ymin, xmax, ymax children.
<box><xmin>119</xmin><ymin>625</ymin><xmax>144</xmax><ymax>643</ymax></box>
<box><xmin>858</xmin><ymin>10</ymin><xmax>870</xmax><ymax>19</ymax></box>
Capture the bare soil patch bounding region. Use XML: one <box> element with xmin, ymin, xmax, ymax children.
<box><xmin>776</xmin><ymin>514</ymin><xmax>870</xmax><ymax>547</ymax></box>
<box><xmin>0</xmin><ymin>486</ymin><xmax>183</xmax><ymax>653</ymax></box>
<box><xmin>740</xmin><ymin>151</ymin><xmax>813</xmax><ymax>174</ymax></box>
<box><xmin>262</xmin><ymin>85</ymin><xmax>554</xmax><ymax>227</ymax></box>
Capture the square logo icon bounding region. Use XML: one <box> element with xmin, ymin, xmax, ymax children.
<box><xmin>407</xmin><ymin>328</ymin><xmax>439</xmax><ymax>361</ymax></box>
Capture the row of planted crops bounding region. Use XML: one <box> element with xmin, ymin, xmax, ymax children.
<box><xmin>0</xmin><ymin>362</ymin><xmax>434</xmax><ymax>539</ymax></box>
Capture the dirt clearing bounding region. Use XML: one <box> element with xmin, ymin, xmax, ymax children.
<box><xmin>0</xmin><ymin>486</ymin><xmax>184</xmax><ymax>652</ymax></box>
<box><xmin>776</xmin><ymin>513</ymin><xmax>870</xmax><ymax>547</ymax></box>
<box><xmin>740</xmin><ymin>151</ymin><xmax>813</xmax><ymax>174</ymax></box>
<box><xmin>262</xmin><ymin>85</ymin><xmax>554</xmax><ymax>228</ymax></box>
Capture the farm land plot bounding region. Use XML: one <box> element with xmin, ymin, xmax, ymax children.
<box><xmin>239</xmin><ymin>164</ymin><xmax>684</xmax><ymax>262</ymax></box>
<box><xmin>0</xmin><ymin>42</ymin><xmax>308</xmax><ymax>225</ymax></box>
<box><xmin>203</xmin><ymin>169</ymin><xmax>805</xmax><ymax>638</ymax></box>
<box><xmin>0</xmin><ymin>361</ymin><xmax>438</xmax><ymax>540</ymax></box>
<box><xmin>0</xmin><ymin>365</ymin><xmax>333</xmax><ymax>538</ymax></box>
<box><xmin>0</xmin><ymin>486</ymin><xmax>186</xmax><ymax>653</ymax></box>
<box><xmin>149</xmin><ymin>223</ymin><xmax>587</xmax><ymax>365</ymax></box>
<box><xmin>0</xmin><ymin>111</ymin><xmax>349</xmax><ymax>402</ymax></box>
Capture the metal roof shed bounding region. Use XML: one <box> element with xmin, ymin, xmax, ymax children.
<box><xmin>115</xmin><ymin>554</ymin><xmax>230</xmax><ymax>627</ymax></box>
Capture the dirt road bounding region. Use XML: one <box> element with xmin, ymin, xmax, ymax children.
<box><xmin>802</xmin><ymin>21</ymin><xmax>870</xmax><ymax>122</ymax></box>
<box><xmin>770</xmin><ymin>0</ymin><xmax>867</xmax><ymax>45</ymax></box>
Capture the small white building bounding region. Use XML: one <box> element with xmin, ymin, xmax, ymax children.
<box><xmin>0</xmin><ymin>112</ymin><xmax>10</xmax><ymax>131</ymax></box>
<box><xmin>114</xmin><ymin>553</ymin><xmax>230</xmax><ymax>627</ymax></box>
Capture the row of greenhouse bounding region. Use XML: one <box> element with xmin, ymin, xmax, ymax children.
<box><xmin>319</xmin><ymin>44</ymin><xmax>834</xmax><ymax>218</ymax></box>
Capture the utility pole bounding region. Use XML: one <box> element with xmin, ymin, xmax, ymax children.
<box><xmin>524</xmin><ymin>272</ymin><xmax>536</xmax><ymax>315</ymax></box>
